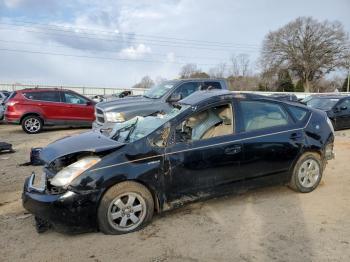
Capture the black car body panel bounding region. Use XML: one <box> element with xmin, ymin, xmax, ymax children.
<box><xmin>23</xmin><ymin>90</ymin><xmax>334</xmax><ymax>233</ymax></box>
<box><xmin>39</xmin><ymin>131</ymin><xmax>125</xmax><ymax>164</ymax></box>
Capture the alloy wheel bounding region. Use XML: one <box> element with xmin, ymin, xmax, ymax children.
<box><xmin>107</xmin><ymin>192</ymin><xmax>147</xmax><ymax>232</ymax></box>
<box><xmin>297</xmin><ymin>159</ymin><xmax>320</xmax><ymax>188</ymax></box>
<box><xmin>24</xmin><ymin>118</ymin><xmax>41</xmax><ymax>133</ymax></box>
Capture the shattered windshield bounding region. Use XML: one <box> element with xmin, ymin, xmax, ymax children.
<box><xmin>307</xmin><ymin>98</ymin><xmax>339</xmax><ymax>110</ymax></box>
<box><xmin>143</xmin><ymin>82</ymin><xmax>175</xmax><ymax>99</ymax></box>
<box><xmin>108</xmin><ymin>105</ymin><xmax>189</xmax><ymax>143</ymax></box>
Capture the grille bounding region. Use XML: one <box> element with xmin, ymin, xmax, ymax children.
<box><xmin>95</xmin><ymin>107</ymin><xmax>105</xmax><ymax>124</ymax></box>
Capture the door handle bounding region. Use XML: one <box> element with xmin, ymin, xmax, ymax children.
<box><xmin>290</xmin><ymin>132</ymin><xmax>303</xmax><ymax>140</ymax></box>
<box><xmin>224</xmin><ymin>145</ymin><xmax>241</xmax><ymax>155</ymax></box>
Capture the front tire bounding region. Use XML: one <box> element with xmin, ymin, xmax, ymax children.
<box><xmin>289</xmin><ymin>152</ymin><xmax>323</xmax><ymax>193</ymax></box>
<box><xmin>21</xmin><ymin>115</ymin><xmax>43</xmax><ymax>134</ymax></box>
<box><xmin>98</xmin><ymin>181</ymin><xmax>154</xmax><ymax>235</ymax></box>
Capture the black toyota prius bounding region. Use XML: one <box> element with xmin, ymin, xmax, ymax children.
<box><xmin>22</xmin><ymin>90</ymin><xmax>335</xmax><ymax>234</ymax></box>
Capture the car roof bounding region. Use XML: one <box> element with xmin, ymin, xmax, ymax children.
<box><xmin>180</xmin><ymin>90</ymin><xmax>310</xmax><ymax>110</ymax></box>
<box><xmin>16</xmin><ymin>88</ymin><xmax>73</xmax><ymax>93</ymax></box>
<box><xmin>179</xmin><ymin>90</ymin><xmax>266</xmax><ymax>105</ymax></box>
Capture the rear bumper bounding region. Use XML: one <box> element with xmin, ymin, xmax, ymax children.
<box><xmin>4</xmin><ymin>112</ymin><xmax>20</xmax><ymax>124</ymax></box>
<box><xmin>22</xmin><ymin>173</ymin><xmax>100</xmax><ymax>233</ymax></box>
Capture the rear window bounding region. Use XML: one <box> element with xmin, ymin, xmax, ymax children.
<box><xmin>24</xmin><ymin>91</ymin><xmax>61</xmax><ymax>102</ymax></box>
<box><xmin>202</xmin><ymin>82</ymin><xmax>222</xmax><ymax>90</ymax></box>
<box><xmin>287</xmin><ymin>106</ymin><xmax>308</xmax><ymax>121</ymax></box>
<box><xmin>240</xmin><ymin>101</ymin><xmax>289</xmax><ymax>132</ymax></box>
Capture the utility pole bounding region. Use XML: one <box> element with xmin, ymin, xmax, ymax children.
<box><xmin>347</xmin><ymin>66</ymin><xmax>350</xmax><ymax>92</ymax></box>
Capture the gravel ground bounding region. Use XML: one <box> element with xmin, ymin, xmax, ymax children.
<box><xmin>0</xmin><ymin>124</ymin><xmax>349</xmax><ymax>262</ymax></box>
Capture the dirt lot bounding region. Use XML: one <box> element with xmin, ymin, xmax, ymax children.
<box><xmin>0</xmin><ymin>124</ymin><xmax>349</xmax><ymax>262</ymax></box>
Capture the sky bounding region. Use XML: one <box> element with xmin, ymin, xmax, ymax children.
<box><xmin>0</xmin><ymin>0</ymin><xmax>349</xmax><ymax>87</ymax></box>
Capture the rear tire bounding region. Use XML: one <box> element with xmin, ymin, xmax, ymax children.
<box><xmin>98</xmin><ymin>181</ymin><xmax>154</xmax><ymax>235</ymax></box>
<box><xmin>289</xmin><ymin>152</ymin><xmax>323</xmax><ymax>193</ymax></box>
<box><xmin>21</xmin><ymin>115</ymin><xmax>43</xmax><ymax>134</ymax></box>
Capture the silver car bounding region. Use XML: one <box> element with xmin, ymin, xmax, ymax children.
<box><xmin>0</xmin><ymin>104</ymin><xmax>4</xmax><ymax>121</ymax></box>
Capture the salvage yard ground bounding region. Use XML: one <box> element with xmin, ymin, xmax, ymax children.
<box><xmin>0</xmin><ymin>124</ymin><xmax>349</xmax><ymax>262</ymax></box>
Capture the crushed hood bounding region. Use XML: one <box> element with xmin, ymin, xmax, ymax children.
<box><xmin>40</xmin><ymin>131</ymin><xmax>125</xmax><ymax>164</ymax></box>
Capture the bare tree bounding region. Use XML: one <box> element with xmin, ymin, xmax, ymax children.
<box><xmin>230</xmin><ymin>54</ymin><xmax>251</xmax><ymax>77</ymax></box>
<box><xmin>179</xmin><ymin>63</ymin><xmax>199</xmax><ymax>79</ymax></box>
<box><xmin>209</xmin><ymin>63</ymin><xmax>227</xmax><ymax>78</ymax></box>
<box><xmin>132</xmin><ymin>76</ymin><xmax>154</xmax><ymax>89</ymax></box>
<box><xmin>260</xmin><ymin>17</ymin><xmax>349</xmax><ymax>92</ymax></box>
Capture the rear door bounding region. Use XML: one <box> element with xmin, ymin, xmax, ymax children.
<box><xmin>22</xmin><ymin>91</ymin><xmax>66</xmax><ymax>122</ymax></box>
<box><xmin>61</xmin><ymin>91</ymin><xmax>95</xmax><ymax>123</ymax></box>
<box><xmin>237</xmin><ymin>100</ymin><xmax>304</xmax><ymax>185</ymax></box>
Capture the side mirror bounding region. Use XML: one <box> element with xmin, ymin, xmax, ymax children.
<box><xmin>340</xmin><ymin>106</ymin><xmax>348</xmax><ymax>111</ymax></box>
<box><xmin>168</xmin><ymin>93</ymin><xmax>182</xmax><ymax>102</ymax></box>
<box><xmin>86</xmin><ymin>101</ymin><xmax>94</xmax><ymax>106</ymax></box>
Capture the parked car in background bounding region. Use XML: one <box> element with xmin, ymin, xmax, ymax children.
<box><xmin>0</xmin><ymin>90</ymin><xmax>10</xmax><ymax>103</ymax></box>
<box><xmin>305</xmin><ymin>94</ymin><xmax>350</xmax><ymax>130</ymax></box>
<box><xmin>5</xmin><ymin>88</ymin><xmax>96</xmax><ymax>134</ymax></box>
<box><xmin>269</xmin><ymin>93</ymin><xmax>299</xmax><ymax>103</ymax></box>
<box><xmin>0</xmin><ymin>104</ymin><xmax>4</xmax><ymax>121</ymax></box>
<box><xmin>104</xmin><ymin>90</ymin><xmax>133</xmax><ymax>102</ymax></box>
<box><xmin>23</xmin><ymin>90</ymin><xmax>334</xmax><ymax>234</ymax></box>
<box><xmin>91</xmin><ymin>95</ymin><xmax>105</xmax><ymax>103</ymax></box>
<box><xmin>93</xmin><ymin>79</ymin><xmax>228</xmax><ymax>129</ymax></box>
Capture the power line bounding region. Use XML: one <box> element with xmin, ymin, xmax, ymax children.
<box><xmin>4</xmin><ymin>19</ymin><xmax>261</xmax><ymax>48</ymax></box>
<box><xmin>0</xmin><ymin>25</ymin><xmax>260</xmax><ymax>52</ymax></box>
<box><xmin>0</xmin><ymin>39</ymin><xmax>244</xmax><ymax>61</ymax></box>
<box><xmin>0</xmin><ymin>23</ymin><xmax>261</xmax><ymax>51</ymax></box>
<box><xmin>0</xmin><ymin>47</ymin><xmax>228</xmax><ymax>66</ymax></box>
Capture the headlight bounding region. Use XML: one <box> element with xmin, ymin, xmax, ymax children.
<box><xmin>50</xmin><ymin>156</ymin><xmax>101</xmax><ymax>188</ymax></box>
<box><xmin>105</xmin><ymin>112</ymin><xmax>125</xmax><ymax>122</ymax></box>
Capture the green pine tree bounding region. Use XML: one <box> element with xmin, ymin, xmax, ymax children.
<box><xmin>258</xmin><ymin>83</ymin><xmax>266</xmax><ymax>91</ymax></box>
<box><xmin>276</xmin><ymin>69</ymin><xmax>294</xmax><ymax>92</ymax></box>
<box><xmin>295</xmin><ymin>80</ymin><xmax>305</xmax><ymax>92</ymax></box>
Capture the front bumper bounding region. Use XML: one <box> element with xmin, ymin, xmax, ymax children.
<box><xmin>22</xmin><ymin>173</ymin><xmax>100</xmax><ymax>233</ymax></box>
<box><xmin>92</xmin><ymin>121</ymin><xmax>103</xmax><ymax>130</ymax></box>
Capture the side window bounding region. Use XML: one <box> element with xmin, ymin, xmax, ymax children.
<box><xmin>173</xmin><ymin>82</ymin><xmax>200</xmax><ymax>99</ymax></box>
<box><xmin>339</xmin><ymin>99</ymin><xmax>350</xmax><ymax>110</ymax></box>
<box><xmin>64</xmin><ymin>92</ymin><xmax>87</xmax><ymax>104</ymax></box>
<box><xmin>24</xmin><ymin>91</ymin><xmax>61</xmax><ymax>102</ymax></box>
<box><xmin>240</xmin><ymin>101</ymin><xmax>289</xmax><ymax>132</ymax></box>
<box><xmin>287</xmin><ymin>106</ymin><xmax>308</xmax><ymax>121</ymax></box>
<box><xmin>175</xmin><ymin>104</ymin><xmax>233</xmax><ymax>143</ymax></box>
<box><xmin>202</xmin><ymin>82</ymin><xmax>222</xmax><ymax>90</ymax></box>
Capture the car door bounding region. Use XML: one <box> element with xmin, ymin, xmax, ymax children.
<box><xmin>237</xmin><ymin>100</ymin><xmax>303</xmax><ymax>186</ymax></box>
<box><xmin>163</xmin><ymin>102</ymin><xmax>244</xmax><ymax>201</ymax></box>
<box><xmin>22</xmin><ymin>91</ymin><xmax>66</xmax><ymax>123</ymax></box>
<box><xmin>334</xmin><ymin>98</ymin><xmax>350</xmax><ymax>129</ymax></box>
<box><xmin>61</xmin><ymin>91</ymin><xmax>95</xmax><ymax>123</ymax></box>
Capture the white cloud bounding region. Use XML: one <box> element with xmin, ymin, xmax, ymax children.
<box><xmin>119</xmin><ymin>44</ymin><xmax>152</xmax><ymax>59</ymax></box>
<box><xmin>166</xmin><ymin>52</ymin><xmax>176</xmax><ymax>62</ymax></box>
<box><xmin>3</xmin><ymin>0</ymin><xmax>22</xmax><ymax>8</ymax></box>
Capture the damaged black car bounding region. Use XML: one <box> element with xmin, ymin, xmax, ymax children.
<box><xmin>22</xmin><ymin>90</ymin><xmax>335</xmax><ymax>234</ymax></box>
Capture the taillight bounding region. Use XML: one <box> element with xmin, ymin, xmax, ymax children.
<box><xmin>6</xmin><ymin>100</ymin><xmax>17</xmax><ymax>107</ymax></box>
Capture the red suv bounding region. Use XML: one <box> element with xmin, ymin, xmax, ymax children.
<box><xmin>5</xmin><ymin>89</ymin><xmax>96</xmax><ymax>134</ymax></box>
